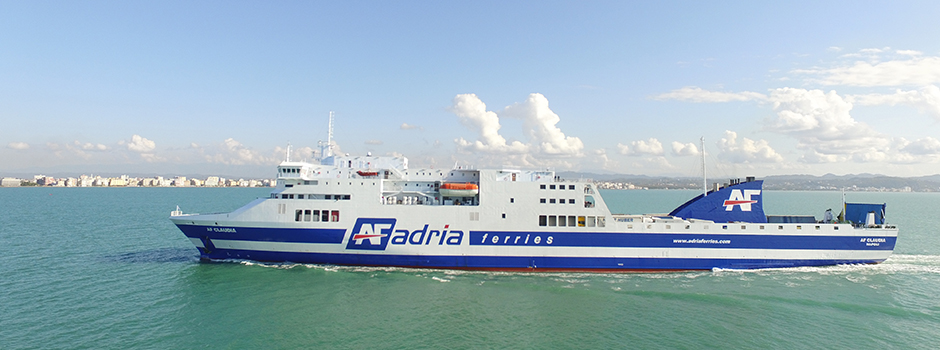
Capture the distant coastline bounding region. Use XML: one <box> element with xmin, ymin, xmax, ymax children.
<box><xmin>5</xmin><ymin>171</ymin><xmax>938</xmax><ymax>192</ymax></box>
<box><xmin>1</xmin><ymin>174</ymin><xmax>274</xmax><ymax>188</ymax></box>
<box><xmin>568</xmin><ymin>172</ymin><xmax>940</xmax><ymax>192</ymax></box>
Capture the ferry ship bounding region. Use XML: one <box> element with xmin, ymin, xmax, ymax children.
<box><xmin>170</xmin><ymin>123</ymin><xmax>898</xmax><ymax>272</ymax></box>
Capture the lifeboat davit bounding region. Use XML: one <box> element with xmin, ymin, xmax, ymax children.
<box><xmin>440</xmin><ymin>183</ymin><xmax>479</xmax><ymax>197</ymax></box>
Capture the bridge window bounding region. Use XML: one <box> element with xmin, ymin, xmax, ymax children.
<box><xmin>321</xmin><ymin>210</ymin><xmax>329</xmax><ymax>222</ymax></box>
<box><xmin>331</xmin><ymin>210</ymin><xmax>340</xmax><ymax>222</ymax></box>
<box><xmin>549</xmin><ymin>216</ymin><xmax>557</xmax><ymax>226</ymax></box>
<box><xmin>568</xmin><ymin>216</ymin><xmax>576</xmax><ymax>226</ymax></box>
<box><xmin>313</xmin><ymin>210</ymin><xmax>320</xmax><ymax>222</ymax></box>
<box><xmin>539</xmin><ymin>215</ymin><xmax>547</xmax><ymax>226</ymax></box>
<box><xmin>304</xmin><ymin>209</ymin><xmax>312</xmax><ymax>221</ymax></box>
<box><xmin>295</xmin><ymin>209</ymin><xmax>302</xmax><ymax>221</ymax></box>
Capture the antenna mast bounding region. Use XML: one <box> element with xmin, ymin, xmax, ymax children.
<box><xmin>327</xmin><ymin>111</ymin><xmax>334</xmax><ymax>157</ymax></box>
<box><xmin>701</xmin><ymin>136</ymin><xmax>707</xmax><ymax>197</ymax></box>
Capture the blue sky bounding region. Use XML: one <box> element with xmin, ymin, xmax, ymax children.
<box><xmin>3</xmin><ymin>1</ymin><xmax>940</xmax><ymax>178</ymax></box>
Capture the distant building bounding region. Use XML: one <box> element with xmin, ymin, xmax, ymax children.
<box><xmin>1</xmin><ymin>178</ymin><xmax>21</xmax><ymax>187</ymax></box>
<box><xmin>38</xmin><ymin>176</ymin><xmax>57</xmax><ymax>186</ymax></box>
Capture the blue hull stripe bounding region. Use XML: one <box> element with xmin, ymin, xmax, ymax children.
<box><xmin>176</xmin><ymin>224</ymin><xmax>896</xmax><ymax>251</ymax></box>
<box><xmin>200</xmin><ymin>249</ymin><xmax>884</xmax><ymax>270</ymax></box>
<box><xmin>177</xmin><ymin>224</ymin><xmax>345</xmax><ymax>244</ymax></box>
<box><xmin>470</xmin><ymin>231</ymin><xmax>897</xmax><ymax>250</ymax></box>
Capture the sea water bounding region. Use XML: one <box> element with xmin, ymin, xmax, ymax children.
<box><xmin>1</xmin><ymin>187</ymin><xmax>938</xmax><ymax>349</ymax></box>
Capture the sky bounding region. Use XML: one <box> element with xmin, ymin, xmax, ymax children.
<box><xmin>3</xmin><ymin>1</ymin><xmax>940</xmax><ymax>178</ymax></box>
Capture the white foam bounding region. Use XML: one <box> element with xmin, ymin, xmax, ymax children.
<box><xmin>222</xmin><ymin>254</ymin><xmax>940</xmax><ymax>280</ymax></box>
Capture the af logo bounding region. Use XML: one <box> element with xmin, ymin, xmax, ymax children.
<box><xmin>345</xmin><ymin>218</ymin><xmax>397</xmax><ymax>250</ymax></box>
<box><xmin>723</xmin><ymin>189</ymin><xmax>761</xmax><ymax>211</ymax></box>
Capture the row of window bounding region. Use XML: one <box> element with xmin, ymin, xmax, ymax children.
<box><xmin>540</xmin><ymin>198</ymin><xmax>577</xmax><ymax>204</ymax></box>
<box><xmin>538</xmin><ymin>215</ymin><xmax>607</xmax><ymax>227</ymax></box>
<box><xmin>294</xmin><ymin>209</ymin><xmax>340</xmax><ymax>222</ymax></box>
<box><xmin>540</xmin><ymin>184</ymin><xmax>576</xmax><ymax>190</ymax></box>
<box><xmin>274</xmin><ymin>193</ymin><xmax>351</xmax><ymax>200</ymax></box>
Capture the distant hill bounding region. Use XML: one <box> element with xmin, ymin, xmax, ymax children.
<box><xmin>561</xmin><ymin>171</ymin><xmax>940</xmax><ymax>192</ymax></box>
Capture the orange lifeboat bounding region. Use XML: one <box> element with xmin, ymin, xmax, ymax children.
<box><xmin>440</xmin><ymin>183</ymin><xmax>479</xmax><ymax>197</ymax></box>
<box><xmin>357</xmin><ymin>170</ymin><xmax>379</xmax><ymax>177</ymax></box>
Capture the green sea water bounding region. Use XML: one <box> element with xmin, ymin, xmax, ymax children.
<box><xmin>2</xmin><ymin>187</ymin><xmax>939</xmax><ymax>349</ymax></box>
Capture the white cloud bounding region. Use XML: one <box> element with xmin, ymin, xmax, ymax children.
<box><xmin>127</xmin><ymin>135</ymin><xmax>156</xmax><ymax>153</ymax></box>
<box><xmin>901</xmin><ymin>137</ymin><xmax>940</xmax><ymax>156</ymax></box>
<box><xmin>365</xmin><ymin>139</ymin><xmax>383</xmax><ymax>145</ymax></box>
<box><xmin>450</xmin><ymin>93</ymin><xmax>528</xmax><ymax>154</ymax></box>
<box><xmin>204</xmin><ymin>138</ymin><xmax>275</xmax><ymax>165</ymax></box>
<box><xmin>627</xmin><ymin>156</ymin><xmax>675</xmax><ymax>172</ymax></box>
<box><xmin>618</xmin><ymin>138</ymin><xmax>664</xmax><ymax>156</ymax></box>
<box><xmin>716</xmin><ymin>130</ymin><xmax>783</xmax><ymax>163</ymax></box>
<box><xmin>139</xmin><ymin>153</ymin><xmax>165</xmax><ymax>163</ymax></box>
<box><xmin>798</xmin><ymin>54</ymin><xmax>940</xmax><ymax>87</ymax></box>
<box><xmin>501</xmin><ymin>93</ymin><xmax>584</xmax><ymax>156</ymax></box>
<box><xmin>897</xmin><ymin>49</ymin><xmax>923</xmax><ymax>57</ymax></box>
<box><xmin>764</xmin><ymin>88</ymin><xmax>892</xmax><ymax>162</ymax></box>
<box><xmin>400</xmin><ymin>123</ymin><xmax>422</xmax><ymax>130</ymax></box>
<box><xmin>671</xmin><ymin>141</ymin><xmax>700</xmax><ymax>156</ymax></box>
<box><xmin>7</xmin><ymin>142</ymin><xmax>29</xmax><ymax>150</ymax></box>
<box><xmin>851</xmin><ymin>85</ymin><xmax>940</xmax><ymax>121</ymax></box>
<box><xmin>75</xmin><ymin>140</ymin><xmax>108</xmax><ymax>151</ymax></box>
<box><xmin>450</xmin><ymin>93</ymin><xmax>583</xmax><ymax>157</ymax></box>
<box><xmin>651</xmin><ymin>86</ymin><xmax>766</xmax><ymax>103</ymax></box>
